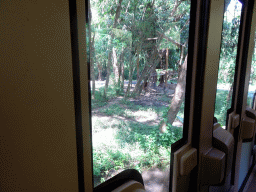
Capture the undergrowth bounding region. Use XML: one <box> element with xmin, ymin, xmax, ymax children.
<box><xmin>92</xmin><ymin>84</ymin><xmax>235</xmax><ymax>187</ymax></box>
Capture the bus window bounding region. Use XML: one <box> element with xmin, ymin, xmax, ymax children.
<box><xmin>247</xmin><ymin>32</ymin><xmax>256</xmax><ymax>108</ymax></box>
<box><xmin>214</xmin><ymin>0</ymin><xmax>242</xmax><ymax>128</ymax></box>
<box><xmin>87</xmin><ymin>0</ymin><xmax>191</xmax><ymax>190</ymax></box>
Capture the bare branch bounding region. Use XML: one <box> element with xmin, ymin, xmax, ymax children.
<box><xmin>157</xmin><ymin>31</ymin><xmax>186</xmax><ymax>48</ymax></box>
<box><xmin>172</xmin><ymin>10</ymin><xmax>188</xmax><ymax>22</ymax></box>
<box><xmin>179</xmin><ymin>18</ymin><xmax>190</xmax><ymax>33</ymax></box>
<box><xmin>170</xmin><ymin>0</ymin><xmax>182</xmax><ymax>18</ymax></box>
<box><xmin>113</xmin><ymin>0</ymin><xmax>123</xmax><ymax>28</ymax></box>
<box><xmin>146</xmin><ymin>37</ymin><xmax>158</xmax><ymax>40</ymax></box>
<box><xmin>125</xmin><ymin>1</ymin><xmax>130</xmax><ymax>14</ymax></box>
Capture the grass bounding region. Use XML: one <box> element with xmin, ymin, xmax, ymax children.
<box><xmin>213</xmin><ymin>84</ymin><xmax>255</xmax><ymax>127</ymax></box>
<box><xmin>99</xmin><ymin>103</ymin><xmax>126</xmax><ymax>116</ymax></box>
<box><xmin>92</xmin><ymin>117</ymin><xmax>181</xmax><ymax>182</ymax></box>
<box><xmin>115</xmin><ymin>121</ymin><xmax>182</xmax><ymax>151</ymax></box>
<box><xmin>90</xmin><ymin>82</ymin><xmax>187</xmax><ymax>185</ymax></box>
<box><xmin>91</xmin><ymin>80</ymin><xmax>256</xmax><ymax>186</ymax></box>
<box><xmin>91</xmin><ymin>86</ymin><xmax>120</xmax><ymax>110</ymax></box>
<box><xmin>92</xmin><ymin>82</ymin><xmax>247</xmax><ymax>186</ymax></box>
<box><xmin>91</xmin><ymin>91</ymin><xmax>184</xmax><ymax>186</ymax></box>
<box><xmin>91</xmin><ymin>83</ymin><xmax>232</xmax><ymax>186</ymax></box>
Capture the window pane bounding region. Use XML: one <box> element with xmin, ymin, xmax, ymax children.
<box><xmin>88</xmin><ymin>0</ymin><xmax>191</xmax><ymax>190</ymax></box>
<box><xmin>214</xmin><ymin>0</ymin><xmax>242</xmax><ymax>128</ymax></box>
<box><xmin>247</xmin><ymin>32</ymin><xmax>256</xmax><ymax>107</ymax></box>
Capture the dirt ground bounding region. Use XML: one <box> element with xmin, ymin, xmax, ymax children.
<box><xmin>142</xmin><ymin>167</ymin><xmax>170</xmax><ymax>192</ymax></box>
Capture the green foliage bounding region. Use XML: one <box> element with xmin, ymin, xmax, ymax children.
<box><xmin>92</xmin><ymin>97</ymin><xmax>183</xmax><ymax>185</ymax></box>
<box><xmin>90</xmin><ymin>0</ymin><xmax>191</xmax><ymax>83</ymax></box>
<box><xmin>100</xmin><ymin>103</ymin><xmax>125</xmax><ymax>116</ymax></box>
<box><xmin>93</xmin><ymin>149</ymin><xmax>131</xmax><ymax>177</ymax></box>
<box><xmin>115</xmin><ymin>121</ymin><xmax>182</xmax><ymax>153</ymax></box>
<box><xmin>218</xmin><ymin>1</ymin><xmax>242</xmax><ymax>85</ymax></box>
<box><xmin>214</xmin><ymin>89</ymin><xmax>231</xmax><ymax>127</ymax></box>
<box><xmin>249</xmin><ymin>39</ymin><xmax>256</xmax><ymax>84</ymax></box>
<box><xmin>91</xmin><ymin>89</ymin><xmax>108</xmax><ymax>109</ymax></box>
<box><xmin>89</xmin><ymin>1</ymin><xmax>256</xmax><ymax>188</ymax></box>
<box><xmin>213</xmin><ymin>1</ymin><xmax>242</xmax><ymax>127</ymax></box>
<box><xmin>247</xmin><ymin>90</ymin><xmax>254</xmax><ymax>107</ymax></box>
<box><xmin>91</xmin><ymin>84</ymin><xmax>124</xmax><ymax>110</ymax></box>
<box><xmin>91</xmin><ymin>1</ymin><xmax>245</xmax><ymax>186</ymax></box>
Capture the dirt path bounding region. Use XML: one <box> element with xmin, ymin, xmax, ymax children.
<box><xmin>142</xmin><ymin>167</ymin><xmax>170</xmax><ymax>192</ymax></box>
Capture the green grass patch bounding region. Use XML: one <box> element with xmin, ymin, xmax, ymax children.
<box><xmin>115</xmin><ymin>121</ymin><xmax>182</xmax><ymax>152</ymax></box>
<box><xmin>214</xmin><ymin>89</ymin><xmax>230</xmax><ymax>127</ymax></box>
<box><xmin>92</xmin><ymin>85</ymin><xmax>123</xmax><ymax>110</ymax></box>
<box><xmin>99</xmin><ymin>103</ymin><xmax>125</xmax><ymax>116</ymax></box>
<box><xmin>93</xmin><ymin>149</ymin><xmax>132</xmax><ymax>177</ymax></box>
<box><xmin>92</xmin><ymin>90</ymin><xmax>184</xmax><ymax>186</ymax></box>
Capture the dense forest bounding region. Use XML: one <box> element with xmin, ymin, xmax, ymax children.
<box><xmin>88</xmin><ymin>0</ymin><xmax>191</xmax><ymax>125</ymax></box>
<box><xmin>88</xmin><ymin>0</ymin><xmax>255</xmax><ymax>188</ymax></box>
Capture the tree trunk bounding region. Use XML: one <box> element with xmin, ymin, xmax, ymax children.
<box><xmin>131</xmin><ymin>0</ymin><xmax>183</xmax><ymax>97</ymax></box>
<box><xmin>137</xmin><ymin>49</ymin><xmax>140</xmax><ymax>81</ymax></box>
<box><xmin>103</xmin><ymin>0</ymin><xmax>123</xmax><ymax>98</ymax></box>
<box><xmin>226</xmin><ymin>82</ymin><xmax>234</xmax><ymax>105</ymax></box>
<box><xmin>150</xmin><ymin>69</ymin><xmax>157</xmax><ymax>88</ymax></box>
<box><xmin>178</xmin><ymin>45</ymin><xmax>185</xmax><ymax>79</ymax></box>
<box><xmin>125</xmin><ymin>56</ymin><xmax>134</xmax><ymax>97</ymax></box>
<box><xmin>104</xmin><ymin>46</ymin><xmax>112</xmax><ymax>98</ymax></box>
<box><xmin>88</xmin><ymin>0</ymin><xmax>96</xmax><ymax>98</ymax></box>
<box><xmin>118</xmin><ymin>47</ymin><xmax>125</xmax><ymax>90</ymax></box>
<box><xmin>139</xmin><ymin>51</ymin><xmax>161</xmax><ymax>95</ymax></box>
<box><xmin>132</xmin><ymin>47</ymin><xmax>160</xmax><ymax>96</ymax></box>
<box><xmin>167</xmin><ymin>54</ymin><xmax>188</xmax><ymax>125</ymax></box>
<box><xmin>97</xmin><ymin>63</ymin><xmax>103</xmax><ymax>80</ymax></box>
<box><xmin>132</xmin><ymin>1</ymin><xmax>159</xmax><ymax>96</ymax></box>
<box><xmin>165</xmin><ymin>48</ymin><xmax>169</xmax><ymax>88</ymax></box>
<box><xmin>112</xmin><ymin>47</ymin><xmax>119</xmax><ymax>84</ymax></box>
<box><xmin>121</xmin><ymin>58</ymin><xmax>125</xmax><ymax>90</ymax></box>
<box><xmin>90</xmin><ymin>33</ymin><xmax>96</xmax><ymax>98</ymax></box>
<box><xmin>133</xmin><ymin>64</ymin><xmax>150</xmax><ymax>95</ymax></box>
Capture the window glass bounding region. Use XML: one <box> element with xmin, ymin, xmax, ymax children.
<box><xmin>214</xmin><ymin>0</ymin><xmax>242</xmax><ymax>128</ymax></box>
<box><xmin>88</xmin><ymin>0</ymin><xmax>191</xmax><ymax>189</ymax></box>
<box><xmin>247</xmin><ymin>33</ymin><xmax>256</xmax><ymax>108</ymax></box>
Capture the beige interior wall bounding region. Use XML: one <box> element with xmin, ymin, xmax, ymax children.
<box><xmin>0</xmin><ymin>0</ymin><xmax>80</xmax><ymax>191</ymax></box>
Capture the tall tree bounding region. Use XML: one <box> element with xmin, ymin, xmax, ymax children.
<box><xmin>91</xmin><ymin>0</ymin><xmax>191</xmax><ymax>125</ymax></box>
<box><xmin>112</xmin><ymin>47</ymin><xmax>119</xmax><ymax>84</ymax></box>
<box><xmin>118</xmin><ymin>47</ymin><xmax>125</xmax><ymax>90</ymax></box>
<box><xmin>167</xmin><ymin>54</ymin><xmax>187</xmax><ymax>125</ymax></box>
<box><xmin>88</xmin><ymin>0</ymin><xmax>96</xmax><ymax>98</ymax></box>
<box><xmin>104</xmin><ymin>0</ymin><xmax>123</xmax><ymax>98</ymax></box>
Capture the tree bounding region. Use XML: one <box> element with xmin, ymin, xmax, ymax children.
<box><xmin>104</xmin><ymin>0</ymin><xmax>124</xmax><ymax>98</ymax></box>
<box><xmin>91</xmin><ymin>0</ymin><xmax>191</xmax><ymax>126</ymax></box>
<box><xmin>88</xmin><ymin>0</ymin><xmax>96</xmax><ymax>98</ymax></box>
<box><xmin>214</xmin><ymin>0</ymin><xmax>242</xmax><ymax>125</ymax></box>
<box><xmin>167</xmin><ymin>54</ymin><xmax>187</xmax><ymax>125</ymax></box>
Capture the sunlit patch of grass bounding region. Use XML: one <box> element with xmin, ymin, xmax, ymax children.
<box><xmin>132</xmin><ymin>109</ymin><xmax>158</xmax><ymax>122</ymax></box>
<box><xmin>91</xmin><ymin>112</ymin><xmax>179</xmax><ymax>183</ymax></box>
<box><xmin>92</xmin><ymin>92</ymin><xmax>183</xmax><ymax>186</ymax></box>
